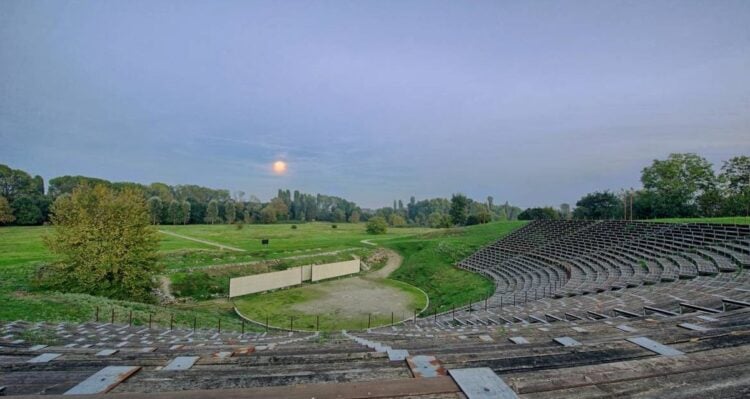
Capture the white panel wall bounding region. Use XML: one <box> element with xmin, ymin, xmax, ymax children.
<box><xmin>229</xmin><ymin>267</ymin><xmax>302</xmax><ymax>298</ymax></box>
<box><xmin>311</xmin><ymin>259</ymin><xmax>360</xmax><ymax>282</ymax></box>
<box><xmin>301</xmin><ymin>264</ymin><xmax>312</xmax><ymax>281</ymax></box>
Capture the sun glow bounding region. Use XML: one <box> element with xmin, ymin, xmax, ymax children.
<box><xmin>272</xmin><ymin>160</ymin><xmax>288</xmax><ymax>174</ymax></box>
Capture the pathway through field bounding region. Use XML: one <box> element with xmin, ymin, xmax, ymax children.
<box><xmin>158</xmin><ymin>230</ymin><xmax>246</xmax><ymax>252</ymax></box>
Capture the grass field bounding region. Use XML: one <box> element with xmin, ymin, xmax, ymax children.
<box><xmin>5</xmin><ymin>216</ymin><xmax>742</xmax><ymax>331</ymax></box>
<box><xmin>0</xmin><ymin>222</ymin><xmax>432</xmax><ymax>331</ymax></box>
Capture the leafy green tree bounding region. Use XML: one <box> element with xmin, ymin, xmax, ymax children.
<box><xmin>260</xmin><ymin>205</ymin><xmax>277</xmax><ymax>224</ymax></box>
<box><xmin>205</xmin><ymin>200</ymin><xmax>220</xmax><ymax>224</ymax></box>
<box><xmin>366</xmin><ymin>216</ymin><xmax>388</xmax><ymax>234</ymax></box>
<box><xmin>225</xmin><ymin>201</ymin><xmax>236</xmax><ymax>224</ymax></box>
<box><xmin>389</xmin><ymin>213</ymin><xmax>406</xmax><ymax>227</ymax></box>
<box><xmin>349</xmin><ymin>210</ymin><xmax>360</xmax><ymax>223</ymax></box>
<box><xmin>427</xmin><ymin>212</ymin><xmax>451</xmax><ymax>228</ymax></box>
<box><xmin>40</xmin><ymin>185</ymin><xmax>161</xmax><ymax>302</ymax></box>
<box><xmin>48</xmin><ymin>175</ymin><xmax>112</xmax><ymax>198</ymax></box>
<box><xmin>719</xmin><ymin>156</ymin><xmax>750</xmax><ymax>216</ymax></box>
<box><xmin>449</xmin><ymin>194</ymin><xmax>469</xmax><ymax>226</ymax></box>
<box><xmin>168</xmin><ymin>200</ymin><xmax>182</xmax><ymax>225</ymax></box>
<box><xmin>181</xmin><ymin>201</ymin><xmax>191</xmax><ymax>224</ymax></box>
<box><xmin>147</xmin><ymin>196</ymin><xmax>162</xmax><ymax>224</ymax></box>
<box><xmin>0</xmin><ymin>195</ymin><xmax>15</xmax><ymax>225</ymax></box>
<box><xmin>518</xmin><ymin>207</ymin><xmax>559</xmax><ymax>220</ymax></box>
<box><xmin>268</xmin><ymin>197</ymin><xmax>289</xmax><ymax>220</ymax></box>
<box><xmin>640</xmin><ymin>153</ymin><xmax>717</xmax><ymax>217</ymax></box>
<box><xmin>11</xmin><ymin>195</ymin><xmax>44</xmax><ymax>225</ymax></box>
<box><xmin>573</xmin><ymin>191</ymin><xmax>621</xmax><ymax>219</ymax></box>
<box><xmin>560</xmin><ymin>203</ymin><xmax>571</xmax><ymax>219</ymax></box>
<box><xmin>0</xmin><ymin>164</ymin><xmax>40</xmax><ymax>202</ymax></box>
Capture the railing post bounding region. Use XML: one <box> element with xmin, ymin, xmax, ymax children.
<box><xmin>193</xmin><ymin>317</ymin><xmax>196</xmax><ymax>333</ymax></box>
<box><xmin>485</xmin><ymin>297</ymin><xmax>488</xmax><ymax>311</ymax></box>
<box><xmin>316</xmin><ymin>315</ymin><xmax>320</xmax><ymax>331</ymax></box>
<box><xmin>218</xmin><ymin>318</ymin><xmax>221</xmax><ymax>333</ymax></box>
<box><xmin>95</xmin><ymin>306</ymin><xmax>99</xmax><ymax>322</ymax></box>
<box><xmin>391</xmin><ymin>312</ymin><xmax>394</xmax><ymax>325</ymax></box>
<box><xmin>111</xmin><ymin>308</ymin><xmax>115</xmax><ymax>324</ymax></box>
<box><xmin>129</xmin><ymin>310</ymin><xmax>133</xmax><ymax>326</ymax></box>
<box><xmin>170</xmin><ymin>314</ymin><xmax>174</xmax><ymax>331</ymax></box>
<box><xmin>265</xmin><ymin>315</ymin><xmax>269</xmax><ymax>332</ymax></box>
<box><xmin>452</xmin><ymin>305</ymin><xmax>455</xmax><ymax>320</ymax></box>
<box><xmin>368</xmin><ymin>313</ymin><xmax>371</xmax><ymax>329</ymax></box>
<box><xmin>414</xmin><ymin>309</ymin><xmax>417</xmax><ymax>322</ymax></box>
<box><xmin>289</xmin><ymin>316</ymin><xmax>294</xmax><ymax>332</ymax></box>
<box><xmin>148</xmin><ymin>313</ymin><xmax>152</xmax><ymax>329</ymax></box>
<box><xmin>241</xmin><ymin>319</ymin><xmax>245</xmax><ymax>335</ymax></box>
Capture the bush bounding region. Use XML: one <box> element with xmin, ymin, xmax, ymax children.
<box><xmin>291</xmin><ymin>224</ymin><xmax>297</xmax><ymax>229</ymax></box>
<box><xmin>331</xmin><ymin>224</ymin><xmax>337</xmax><ymax>229</ymax></box>
<box><xmin>41</xmin><ymin>184</ymin><xmax>161</xmax><ymax>302</ymax></box>
<box><xmin>235</xmin><ymin>222</ymin><xmax>244</xmax><ymax>230</ymax></box>
<box><xmin>366</xmin><ymin>216</ymin><xmax>388</xmax><ymax>234</ymax></box>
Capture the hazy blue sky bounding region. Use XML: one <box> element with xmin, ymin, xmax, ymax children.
<box><xmin>1</xmin><ymin>1</ymin><xmax>748</xmax><ymax>208</ymax></box>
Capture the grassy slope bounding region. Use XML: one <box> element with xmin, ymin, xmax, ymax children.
<box><xmin>382</xmin><ymin>221</ymin><xmax>527</xmax><ymax>313</ymax></box>
<box><xmin>646</xmin><ymin>216</ymin><xmax>750</xmax><ymax>225</ymax></box>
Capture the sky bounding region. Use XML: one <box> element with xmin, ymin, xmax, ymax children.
<box><xmin>1</xmin><ymin>1</ymin><xmax>748</xmax><ymax>209</ymax></box>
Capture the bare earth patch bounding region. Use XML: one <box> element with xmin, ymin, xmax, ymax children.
<box><xmin>291</xmin><ymin>276</ymin><xmax>414</xmax><ymax>319</ymax></box>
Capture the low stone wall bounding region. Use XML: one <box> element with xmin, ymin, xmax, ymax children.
<box><xmin>229</xmin><ymin>258</ymin><xmax>361</xmax><ymax>298</ymax></box>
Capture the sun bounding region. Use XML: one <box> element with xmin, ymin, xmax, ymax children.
<box><xmin>272</xmin><ymin>160</ymin><xmax>287</xmax><ymax>174</ymax></box>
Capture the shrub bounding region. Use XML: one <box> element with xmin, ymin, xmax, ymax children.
<box><xmin>291</xmin><ymin>224</ymin><xmax>297</xmax><ymax>229</ymax></box>
<box><xmin>366</xmin><ymin>216</ymin><xmax>388</xmax><ymax>235</ymax></box>
<box><xmin>331</xmin><ymin>224</ymin><xmax>337</xmax><ymax>229</ymax></box>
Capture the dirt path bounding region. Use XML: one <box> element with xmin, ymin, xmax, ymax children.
<box><xmin>159</xmin><ymin>276</ymin><xmax>175</xmax><ymax>303</ymax></box>
<box><xmin>290</xmin><ymin>248</ymin><xmax>419</xmax><ymax>319</ymax></box>
<box><xmin>159</xmin><ymin>230</ymin><xmax>246</xmax><ymax>252</ymax></box>
<box><xmin>369</xmin><ymin>249</ymin><xmax>403</xmax><ymax>279</ymax></box>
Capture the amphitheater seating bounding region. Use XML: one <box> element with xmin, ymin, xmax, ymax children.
<box><xmin>1</xmin><ymin>220</ymin><xmax>748</xmax><ymax>398</ymax></box>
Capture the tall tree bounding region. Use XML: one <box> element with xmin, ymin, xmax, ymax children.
<box><xmin>560</xmin><ymin>203</ymin><xmax>571</xmax><ymax>219</ymax></box>
<box><xmin>518</xmin><ymin>207</ymin><xmax>559</xmax><ymax>220</ymax></box>
<box><xmin>0</xmin><ymin>196</ymin><xmax>15</xmax><ymax>225</ymax></box>
<box><xmin>449</xmin><ymin>194</ymin><xmax>469</xmax><ymax>226</ymax></box>
<box><xmin>205</xmin><ymin>200</ymin><xmax>220</xmax><ymax>224</ymax></box>
<box><xmin>640</xmin><ymin>153</ymin><xmax>717</xmax><ymax>217</ymax></box>
<box><xmin>572</xmin><ymin>191</ymin><xmax>621</xmax><ymax>219</ymax></box>
<box><xmin>41</xmin><ymin>185</ymin><xmax>161</xmax><ymax>302</ymax></box>
<box><xmin>181</xmin><ymin>201</ymin><xmax>191</xmax><ymax>224</ymax></box>
<box><xmin>168</xmin><ymin>200</ymin><xmax>182</xmax><ymax>225</ymax></box>
<box><xmin>147</xmin><ymin>196</ymin><xmax>162</xmax><ymax>225</ymax></box>
<box><xmin>349</xmin><ymin>210</ymin><xmax>360</xmax><ymax>223</ymax></box>
<box><xmin>719</xmin><ymin>156</ymin><xmax>750</xmax><ymax>216</ymax></box>
<box><xmin>11</xmin><ymin>196</ymin><xmax>45</xmax><ymax>225</ymax></box>
<box><xmin>225</xmin><ymin>201</ymin><xmax>236</xmax><ymax>224</ymax></box>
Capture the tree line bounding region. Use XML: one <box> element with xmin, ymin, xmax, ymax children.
<box><xmin>371</xmin><ymin>195</ymin><xmax>523</xmax><ymax>228</ymax></box>
<box><xmin>0</xmin><ymin>164</ymin><xmax>524</xmax><ymax>227</ymax></box>
<box><xmin>518</xmin><ymin>153</ymin><xmax>750</xmax><ymax>220</ymax></box>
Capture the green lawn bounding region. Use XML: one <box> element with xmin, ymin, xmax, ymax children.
<box><xmin>381</xmin><ymin>221</ymin><xmax>527</xmax><ymax>313</ymax></box>
<box><xmin>0</xmin><ymin>222</ymin><xmax>430</xmax><ymax>331</ymax></box>
<box><xmin>4</xmin><ymin>216</ymin><xmax>744</xmax><ymax>330</ymax></box>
